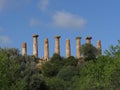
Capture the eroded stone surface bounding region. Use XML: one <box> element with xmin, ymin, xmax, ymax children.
<box><xmin>66</xmin><ymin>39</ymin><xmax>71</xmax><ymax>58</ymax></box>
<box><xmin>33</xmin><ymin>34</ymin><xmax>39</xmax><ymax>58</ymax></box>
<box><xmin>54</xmin><ymin>36</ymin><xmax>61</xmax><ymax>55</ymax></box>
<box><xmin>76</xmin><ymin>37</ymin><xmax>81</xmax><ymax>59</ymax></box>
<box><xmin>22</xmin><ymin>42</ymin><xmax>27</xmax><ymax>56</ymax></box>
<box><xmin>97</xmin><ymin>40</ymin><xmax>102</xmax><ymax>56</ymax></box>
<box><xmin>44</xmin><ymin>38</ymin><xmax>49</xmax><ymax>60</ymax></box>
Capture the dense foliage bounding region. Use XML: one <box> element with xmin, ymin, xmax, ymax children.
<box><xmin>1</xmin><ymin>41</ymin><xmax>120</xmax><ymax>90</ymax></box>
<box><xmin>0</xmin><ymin>48</ymin><xmax>47</xmax><ymax>90</ymax></box>
<box><xmin>81</xmin><ymin>43</ymin><xmax>97</xmax><ymax>61</ymax></box>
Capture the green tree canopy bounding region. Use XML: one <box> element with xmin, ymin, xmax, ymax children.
<box><xmin>81</xmin><ymin>43</ymin><xmax>97</xmax><ymax>61</ymax></box>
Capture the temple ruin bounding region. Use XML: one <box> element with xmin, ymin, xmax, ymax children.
<box><xmin>22</xmin><ymin>34</ymin><xmax>102</xmax><ymax>61</ymax></box>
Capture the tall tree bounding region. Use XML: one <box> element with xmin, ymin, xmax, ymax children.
<box><xmin>81</xmin><ymin>44</ymin><xmax>97</xmax><ymax>61</ymax></box>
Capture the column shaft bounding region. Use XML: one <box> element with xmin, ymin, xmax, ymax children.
<box><xmin>66</xmin><ymin>39</ymin><xmax>71</xmax><ymax>58</ymax></box>
<box><xmin>44</xmin><ymin>38</ymin><xmax>49</xmax><ymax>60</ymax></box>
<box><xmin>76</xmin><ymin>37</ymin><xmax>81</xmax><ymax>59</ymax></box>
<box><xmin>97</xmin><ymin>40</ymin><xmax>102</xmax><ymax>56</ymax></box>
<box><xmin>22</xmin><ymin>42</ymin><xmax>27</xmax><ymax>56</ymax></box>
<box><xmin>55</xmin><ymin>36</ymin><xmax>61</xmax><ymax>55</ymax></box>
<box><xmin>33</xmin><ymin>34</ymin><xmax>39</xmax><ymax>58</ymax></box>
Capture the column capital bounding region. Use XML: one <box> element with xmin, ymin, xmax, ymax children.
<box><xmin>54</xmin><ymin>36</ymin><xmax>61</xmax><ymax>39</ymax></box>
<box><xmin>76</xmin><ymin>37</ymin><xmax>81</xmax><ymax>39</ymax></box>
<box><xmin>32</xmin><ymin>34</ymin><xmax>39</xmax><ymax>37</ymax></box>
<box><xmin>86</xmin><ymin>36</ymin><xmax>92</xmax><ymax>40</ymax></box>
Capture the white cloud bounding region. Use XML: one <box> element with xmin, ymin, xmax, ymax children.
<box><xmin>0</xmin><ymin>0</ymin><xmax>7</xmax><ymax>12</ymax></box>
<box><xmin>38</xmin><ymin>0</ymin><xmax>49</xmax><ymax>11</ymax></box>
<box><xmin>52</xmin><ymin>11</ymin><xmax>87</xmax><ymax>29</ymax></box>
<box><xmin>0</xmin><ymin>36</ymin><xmax>11</xmax><ymax>45</ymax></box>
<box><xmin>30</xmin><ymin>18</ymin><xmax>41</xmax><ymax>27</ymax></box>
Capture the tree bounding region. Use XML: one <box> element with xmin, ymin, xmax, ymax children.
<box><xmin>45</xmin><ymin>77</ymin><xmax>66</xmax><ymax>90</ymax></box>
<box><xmin>57</xmin><ymin>66</ymin><xmax>79</xmax><ymax>81</ymax></box>
<box><xmin>41</xmin><ymin>53</ymin><xmax>64</xmax><ymax>77</ymax></box>
<box><xmin>0</xmin><ymin>48</ymin><xmax>26</xmax><ymax>90</ymax></box>
<box><xmin>69</xmin><ymin>55</ymin><xmax>117</xmax><ymax>90</ymax></box>
<box><xmin>64</xmin><ymin>56</ymin><xmax>78</xmax><ymax>66</ymax></box>
<box><xmin>27</xmin><ymin>74</ymin><xmax>47</xmax><ymax>90</ymax></box>
<box><xmin>110</xmin><ymin>63</ymin><xmax>120</xmax><ymax>89</ymax></box>
<box><xmin>81</xmin><ymin>43</ymin><xmax>97</xmax><ymax>61</ymax></box>
<box><xmin>0</xmin><ymin>48</ymin><xmax>48</xmax><ymax>90</ymax></box>
<box><xmin>104</xmin><ymin>40</ymin><xmax>120</xmax><ymax>58</ymax></box>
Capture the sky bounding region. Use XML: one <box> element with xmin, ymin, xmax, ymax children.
<box><xmin>0</xmin><ymin>0</ymin><xmax>120</xmax><ymax>58</ymax></box>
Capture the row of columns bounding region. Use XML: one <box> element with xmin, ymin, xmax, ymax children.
<box><xmin>22</xmin><ymin>35</ymin><xmax>102</xmax><ymax>60</ymax></box>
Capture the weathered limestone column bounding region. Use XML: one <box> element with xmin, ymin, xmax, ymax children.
<box><xmin>22</xmin><ymin>42</ymin><xmax>27</xmax><ymax>56</ymax></box>
<box><xmin>66</xmin><ymin>39</ymin><xmax>71</xmax><ymax>58</ymax></box>
<box><xmin>33</xmin><ymin>34</ymin><xmax>39</xmax><ymax>58</ymax></box>
<box><xmin>76</xmin><ymin>37</ymin><xmax>81</xmax><ymax>59</ymax></box>
<box><xmin>44</xmin><ymin>38</ymin><xmax>49</xmax><ymax>60</ymax></box>
<box><xmin>86</xmin><ymin>37</ymin><xmax>92</xmax><ymax>44</ymax></box>
<box><xmin>54</xmin><ymin>36</ymin><xmax>61</xmax><ymax>55</ymax></box>
<box><xmin>97</xmin><ymin>40</ymin><xmax>102</xmax><ymax>56</ymax></box>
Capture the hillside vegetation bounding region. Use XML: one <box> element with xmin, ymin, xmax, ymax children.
<box><xmin>1</xmin><ymin>42</ymin><xmax>120</xmax><ymax>90</ymax></box>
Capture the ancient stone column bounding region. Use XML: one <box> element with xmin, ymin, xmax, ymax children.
<box><xmin>44</xmin><ymin>38</ymin><xmax>49</xmax><ymax>60</ymax></box>
<box><xmin>97</xmin><ymin>40</ymin><xmax>102</xmax><ymax>56</ymax></box>
<box><xmin>66</xmin><ymin>39</ymin><xmax>71</xmax><ymax>58</ymax></box>
<box><xmin>22</xmin><ymin>42</ymin><xmax>27</xmax><ymax>56</ymax></box>
<box><xmin>76</xmin><ymin>37</ymin><xmax>81</xmax><ymax>59</ymax></box>
<box><xmin>54</xmin><ymin>36</ymin><xmax>61</xmax><ymax>55</ymax></box>
<box><xmin>86</xmin><ymin>37</ymin><xmax>92</xmax><ymax>44</ymax></box>
<box><xmin>32</xmin><ymin>34</ymin><xmax>39</xmax><ymax>58</ymax></box>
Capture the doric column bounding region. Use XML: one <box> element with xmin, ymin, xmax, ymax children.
<box><xmin>54</xmin><ymin>36</ymin><xmax>61</xmax><ymax>55</ymax></box>
<box><xmin>97</xmin><ymin>40</ymin><xmax>102</xmax><ymax>56</ymax></box>
<box><xmin>22</xmin><ymin>42</ymin><xmax>27</xmax><ymax>56</ymax></box>
<box><xmin>32</xmin><ymin>34</ymin><xmax>39</xmax><ymax>58</ymax></box>
<box><xmin>86</xmin><ymin>37</ymin><xmax>92</xmax><ymax>44</ymax></box>
<box><xmin>76</xmin><ymin>37</ymin><xmax>81</xmax><ymax>59</ymax></box>
<box><xmin>44</xmin><ymin>38</ymin><xmax>49</xmax><ymax>60</ymax></box>
<box><xmin>66</xmin><ymin>39</ymin><xmax>71</xmax><ymax>58</ymax></box>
